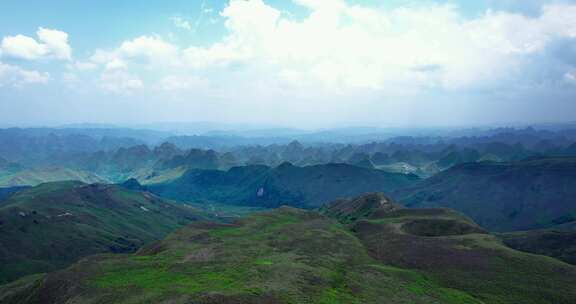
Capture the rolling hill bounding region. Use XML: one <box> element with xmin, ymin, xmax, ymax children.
<box><xmin>148</xmin><ymin>162</ymin><xmax>420</xmax><ymax>208</ymax></box>
<box><xmin>2</xmin><ymin>193</ymin><xmax>576</xmax><ymax>303</ymax></box>
<box><xmin>393</xmin><ymin>157</ymin><xmax>576</xmax><ymax>231</ymax></box>
<box><xmin>0</xmin><ymin>181</ymin><xmax>205</xmax><ymax>284</ymax></box>
<box><xmin>322</xmin><ymin>193</ymin><xmax>576</xmax><ymax>303</ymax></box>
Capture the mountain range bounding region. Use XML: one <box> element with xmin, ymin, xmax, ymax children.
<box><xmin>1</xmin><ymin>125</ymin><xmax>576</xmax><ymax>302</ymax></box>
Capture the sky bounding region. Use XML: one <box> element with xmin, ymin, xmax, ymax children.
<box><xmin>1</xmin><ymin>0</ymin><xmax>576</xmax><ymax>128</ymax></box>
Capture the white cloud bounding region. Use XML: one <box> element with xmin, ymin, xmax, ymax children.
<box><xmin>91</xmin><ymin>36</ymin><xmax>179</xmax><ymax>69</ymax></box>
<box><xmin>80</xmin><ymin>0</ymin><xmax>576</xmax><ymax>97</ymax></box>
<box><xmin>1</xmin><ymin>1</ymin><xmax>574</xmax><ymax>128</ymax></box>
<box><xmin>157</xmin><ymin>75</ymin><xmax>208</xmax><ymax>91</ymax></box>
<box><xmin>119</xmin><ymin>36</ymin><xmax>178</xmax><ymax>62</ymax></box>
<box><xmin>99</xmin><ymin>70</ymin><xmax>143</xmax><ymax>93</ymax></box>
<box><xmin>0</xmin><ymin>28</ymin><xmax>71</xmax><ymax>60</ymax></box>
<box><xmin>1</xmin><ymin>35</ymin><xmax>47</xmax><ymax>60</ymax></box>
<box><xmin>565</xmin><ymin>72</ymin><xmax>576</xmax><ymax>85</ymax></box>
<box><xmin>36</xmin><ymin>27</ymin><xmax>72</xmax><ymax>60</ymax></box>
<box><xmin>90</xmin><ymin>49</ymin><xmax>117</xmax><ymax>65</ymax></box>
<box><xmin>167</xmin><ymin>0</ymin><xmax>576</xmax><ymax>91</ymax></box>
<box><xmin>69</xmin><ymin>61</ymin><xmax>97</xmax><ymax>71</ymax></box>
<box><xmin>171</xmin><ymin>17</ymin><xmax>193</xmax><ymax>31</ymax></box>
<box><xmin>105</xmin><ymin>58</ymin><xmax>127</xmax><ymax>71</ymax></box>
<box><xmin>0</xmin><ymin>62</ymin><xmax>49</xmax><ymax>87</ymax></box>
<box><xmin>87</xmin><ymin>36</ymin><xmax>180</xmax><ymax>93</ymax></box>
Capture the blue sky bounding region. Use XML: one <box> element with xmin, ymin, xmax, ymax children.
<box><xmin>1</xmin><ymin>0</ymin><xmax>576</xmax><ymax>128</ymax></box>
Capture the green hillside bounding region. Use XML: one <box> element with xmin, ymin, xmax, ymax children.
<box><xmin>149</xmin><ymin>163</ymin><xmax>420</xmax><ymax>208</ymax></box>
<box><xmin>500</xmin><ymin>222</ymin><xmax>576</xmax><ymax>265</ymax></box>
<box><xmin>3</xmin><ymin>193</ymin><xmax>575</xmax><ymax>303</ymax></box>
<box><xmin>393</xmin><ymin>157</ymin><xmax>576</xmax><ymax>231</ymax></box>
<box><xmin>0</xmin><ymin>181</ymin><xmax>205</xmax><ymax>284</ymax></box>
<box><xmin>0</xmin><ymin>186</ymin><xmax>29</xmax><ymax>201</ymax></box>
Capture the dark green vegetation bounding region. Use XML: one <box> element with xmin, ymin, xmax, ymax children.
<box><xmin>0</xmin><ymin>186</ymin><xmax>29</xmax><ymax>201</ymax></box>
<box><xmin>500</xmin><ymin>222</ymin><xmax>576</xmax><ymax>265</ymax></box>
<box><xmin>3</xmin><ymin>193</ymin><xmax>576</xmax><ymax>303</ymax></box>
<box><xmin>0</xmin><ymin>181</ymin><xmax>205</xmax><ymax>284</ymax></box>
<box><xmin>394</xmin><ymin>157</ymin><xmax>576</xmax><ymax>231</ymax></box>
<box><xmin>148</xmin><ymin>163</ymin><xmax>419</xmax><ymax>208</ymax></box>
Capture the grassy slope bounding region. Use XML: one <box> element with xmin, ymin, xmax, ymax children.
<box><xmin>350</xmin><ymin>208</ymin><xmax>576</xmax><ymax>304</ymax></box>
<box><xmin>319</xmin><ymin>192</ymin><xmax>403</xmax><ymax>225</ymax></box>
<box><xmin>393</xmin><ymin>157</ymin><xmax>576</xmax><ymax>231</ymax></box>
<box><xmin>3</xmin><ymin>203</ymin><xmax>576</xmax><ymax>303</ymax></box>
<box><xmin>499</xmin><ymin>222</ymin><xmax>576</xmax><ymax>265</ymax></box>
<box><xmin>0</xmin><ymin>181</ymin><xmax>205</xmax><ymax>284</ymax></box>
<box><xmin>137</xmin><ymin>166</ymin><xmax>188</xmax><ymax>185</ymax></box>
<box><xmin>0</xmin><ymin>207</ymin><xmax>481</xmax><ymax>304</ymax></box>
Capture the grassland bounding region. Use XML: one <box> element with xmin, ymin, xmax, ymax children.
<box><xmin>2</xmin><ymin>194</ymin><xmax>576</xmax><ymax>303</ymax></box>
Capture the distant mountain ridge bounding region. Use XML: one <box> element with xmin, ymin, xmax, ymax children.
<box><xmin>3</xmin><ymin>126</ymin><xmax>576</xmax><ymax>187</ymax></box>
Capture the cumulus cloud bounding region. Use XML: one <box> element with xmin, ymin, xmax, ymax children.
<box><xmin>0</xmin><ymin>35</ymin><xmax>47</xmax><ymax>60</ymax></box>
<box><xmin>152</xmin><ymin>0</ymin><xmax>574</xmax><ymax>92</ymax></box>
<box><xmin>104</xmin><ymin>58</ymin><xmax>127</xmax><ymax>71</ymax></box>
<box><xmin>36</xmin><ymin>28</ymin><xmax>72</xmax><ymax>60</ymax></box>
<box><xmin>0</xmin><ymin>27</ymin><xmax>71</xmax><ymax>60</ymax></box>
<box><xmin>118</xmin><ymin>36</ymin><xmax>178</xmax><ymax>63</ymax></box>
<box><xmin>76</xmin><ymin>0</ymin><xmax>576</xmax><ymax>98</ymax></box>
<box><xmin>90</xmin><ymin>35</ymin><xmax>179</xmax><ymax>70</ymax></box>
<box><xmin>0</xmin><ymin>62</ymin><xmax>49</xmax><ymax>87</ymax></box>
<box><xmin>3</xmin><ymin>1</ymin><xmax>576</xmax><ymax>127</ymax></box>
<box><xmin>107</xmin><ymin>0</ymin><xmax>576</xmax><ymax>93</ymax></box>
<box><xmin>86</xmin><ymin>36</ymin><xmax>181</xmax><ymax>93</ymax></box>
